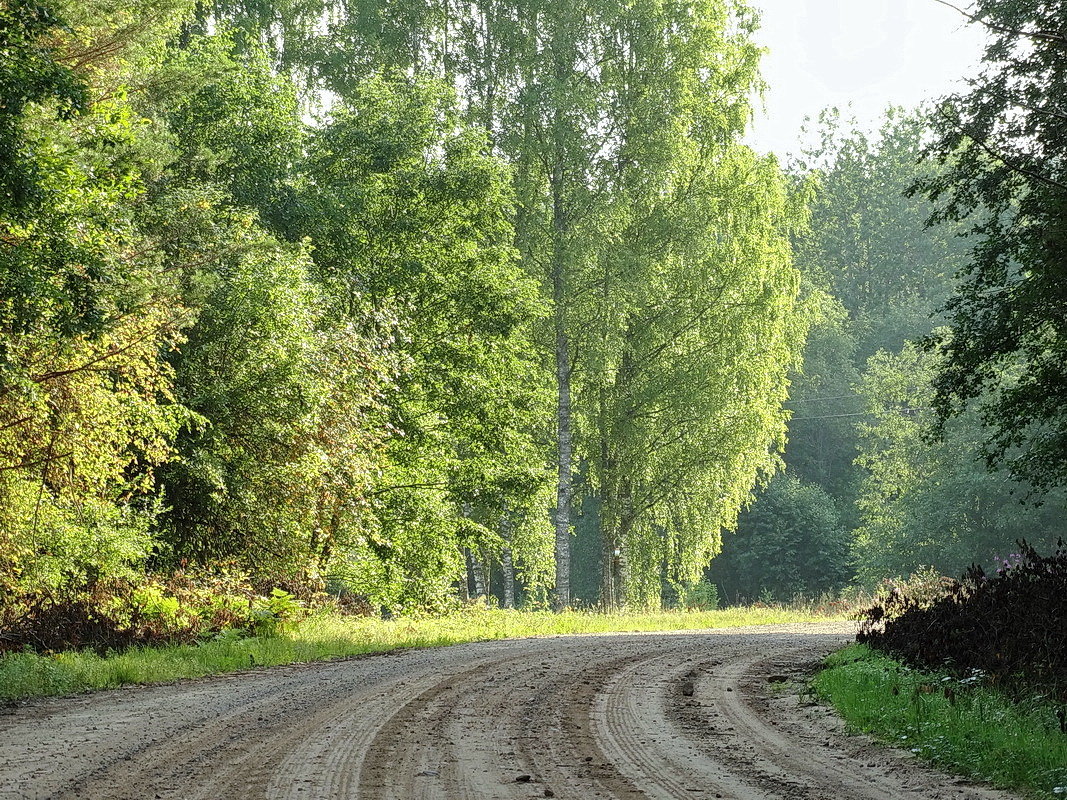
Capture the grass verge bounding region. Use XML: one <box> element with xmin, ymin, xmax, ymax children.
<box><xmin>1</xmin><ymin>605</ymin><xmax>835</xmax><ymax>702</ymax></box>
<box><xmin>813</xmin><ymin>643</ymin><xmax>1067</xmax><ymax>799</ymax></box>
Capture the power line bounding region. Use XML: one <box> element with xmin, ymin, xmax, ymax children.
<box><xmin>784</xmin><ymin>393</ymin><xmax>864</xmax><ymax>404</ymax></box>
<box><xmin>789</xmin><ymin>411</ymin><xmax>870</xmax><ymax>421</ymax></box>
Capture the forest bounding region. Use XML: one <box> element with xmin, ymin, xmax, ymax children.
<box><xmin>1</xmin><ymin>0</ymin><xmax>1064</xmax><ymax>645</ymax></box>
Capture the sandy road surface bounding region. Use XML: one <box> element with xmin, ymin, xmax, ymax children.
<box><xmin>0</xmin><ymin>622</ymin><xmax>1019</xmax><ymax>800</ymax></box>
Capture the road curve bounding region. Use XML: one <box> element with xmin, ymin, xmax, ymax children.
<box><xmin>0</xmin><ymin>622</ymin><xmax>1019</xmax><ymax>800</ymax></box>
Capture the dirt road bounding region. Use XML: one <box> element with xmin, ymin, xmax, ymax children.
<box><xmin>0</xmin><ymin>622</ymin><xmax>1018</xmax><ymax>799</ymax></box>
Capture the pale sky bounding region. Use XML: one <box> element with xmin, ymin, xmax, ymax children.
<box><xmin>745</xmin><ymin>0</ymin><xmax>987</xmax><ymax>158</ymax></box>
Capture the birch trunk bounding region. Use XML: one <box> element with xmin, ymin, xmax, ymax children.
<box><xmin>553</xmin><ymin>320</ymin><xmax>573</xmax><ymax>609</ymax></box>
<box><xmin>600</xmin><ymin>535</ymin><xmax>617</xmax><ymax>609</ymax></box>
<box><xmin>467</xmin><ymin>547</ymin><xmax>488</xmax><ymax>599</ymax></box>
<box><xmin>499</xmin><ymin>514</ymin><xmax>516</xmax><ymax>605</ymax></box>
<box><xmin>550</xmin><ymin>133</ymin><xmax>573</xmax><ymax>611</ymax></box>
<box><xmin>459</xmin><ymin>546</ymin><xmax>471</xmax><ymax>602</ymax></box>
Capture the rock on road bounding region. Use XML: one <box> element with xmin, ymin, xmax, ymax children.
<box><xmin>0</xmin><ymin>622</ymin><xmax>1020</xmax><ymax>800</ymax></box>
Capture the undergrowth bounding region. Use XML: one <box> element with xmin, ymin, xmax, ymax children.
<box><xmin>814</xmin><ymin>644</ymin><xmax>1067</xmax><ymax>799</ymax></box>
<box><xmin>858</xmin><ymin>541</ymin><xmax>1067</xmax><ymax>701</ymax></box>
<box><xmin>0</xmin><ymin>604</ymin><xmax>840</xmax><ymax>701</ymax></box>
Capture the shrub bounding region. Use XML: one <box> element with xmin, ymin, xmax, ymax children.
<box><xmin>858</xmin><ymin>541</ymin><xmax>1067</xmax><ymax>702</ymax></box>
<box><xmin>249</xmin><ymin>587</ymin><xmax>304</xmax><ymax>635</ymax></box>
<box><xmin>0</xmin><ymin>569</ymin><xmax>306</xmax><ymax>654</ymax></box>
<box><xmin>682</xmin><ymin>580</ymin><xmax>719</xmax><ymax>611</ymax></box>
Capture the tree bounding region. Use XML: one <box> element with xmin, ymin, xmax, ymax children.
<box><xmin>791</xmin><ymin>108</ymin><xmax>968</xmax><ymax>361</ymax></box>
<box><xmin>720</xmin><ymin>109</ymin><xmax>972</xmax><ymax>592</ymax></box>
<box><xmin>156</xmin><ymin>205</ymin><xmax>337</xmax><ymax>574</ymax></box>
<box><xmin>916</xmin><ymin>0</ymin><xmax>1067</xmax><ymax>492</ymax></box>
<box><xmin>853</xmin><ymin>340</ymin><xmax>1067</xmax><ymax>583</ymax></box>
<box><xmin>160</xmin><ymin>36</ymin><xmax>304</xmax><ymax>234</ymax></box>
<box><xmin>482</xmin><ymin>0</ymin><xmax>804</xmax><ymax>608</ymax></box>
<box><xmin>297</xmin><ymin>74</ymin><xmax>551</xmax><ymax>608</ymax></box>
<box><xmin>586</xmin><ymin>144</ymin><xmax>807</xmax><ymax>607</ymax></box>
<box><xmin>0</xmin><ymin>0</ymin><xmax>194</xmax><ymax>597</ymax></box>
<box><xmin>706</xmin><ymin>473</ymin><xmax>849</xmax><ymax>603</ymax></box>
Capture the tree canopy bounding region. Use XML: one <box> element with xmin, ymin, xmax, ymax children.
<box><xmin>0</xmin><ymin>0</ymin><xmax>810</xmax><ymax>632</ymax></box>
<box><xmin>916</xmin><ymin>0</ymin><xmax>1067</xmax><ymax>493</ymax></box>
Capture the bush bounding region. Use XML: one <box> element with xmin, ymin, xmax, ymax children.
<box><xmin>0</xmin><ymin>569</ymin><xmax>309</xmax><ymax>654</ymax></box>
<box><xmin>681</xmin><ymin>580</ymin><xmax>719</xmax><ymax>610</ymax></box>
<box><xmin>858</xmin><ymin>541</ymin><xmax>1067</xmax><ymax>701</ymax></box>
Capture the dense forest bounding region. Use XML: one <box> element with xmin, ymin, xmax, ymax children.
<box><xmin>1</xmin><ymin>0</ymin><xmax>1064</xmax><ymax>632</ymax></box>
<box><xmin>712</xmin><ymin>99</ymin><xmax>1067</xmax><ymax>601</ymax></box>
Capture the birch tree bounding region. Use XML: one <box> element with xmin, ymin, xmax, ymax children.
<box><xmin>181</xmin><ymin>0</ymin><xmax>808</xmax><ymax>608</ymax></box>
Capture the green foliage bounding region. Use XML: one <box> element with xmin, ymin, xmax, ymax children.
<box><xmin>0</xmin><ymin>568</ymin><xmax>266</xmax><ymax>654</ymax></box>
<box><xmin>767</xmin><ymin>109</ymin><xmax>969</xmax><ymax>516</ymax></box>
<box><xmin>0</xmin><ymin>13</ymin><xmax>190</xmax><ymax>604</ymax></box>
<box><xmin>915</xmin><ymin>0</ymin><xmax>1067</xmax><ymax>493</ymax></box>
<box><xmin>0</xmin><ymin>0</ymin><xmax>862</xmax><ymax>640</ymax></box>
<box><xmin>250</xmin><ymin>588</ymin><xmax>303</xmax><ymax>634</ymax></box>
<box><xmin>0</xmin><ymin>0</ymin><xmax>88</xmax><ymax>210</ymax></box>
<box><xmin>681</xmin><ymin>580</ymin><xmax>719</xmax><ymax>611</ymax></box>
<box><xmin>732</xmin><ymin>106</ymin><xmax>1035</xmax><ymax>594</ymax></box>
<box><xmin>720</xmin><ymin>108</ymin><xmax>969</xmax><ymax>603</ymax></box>
<box><xmin>780</xmin><ymin>296</ymin><xmax>862</xmax><ymax>506</ymax></box>
<box><xmin>791</xmin><ymin>108</ymin><xmax>967</xmax><ymax>360</ymax></box>
<box><xmin>157</xmin><ymin>200</ymin><xmax>342</xmax><ymax>575</ymax></box>
<box><xmin>815</xmin><ymin>644</ymin><xmax>1067</xmax><ymax>799</ymax></box>
<box><xmin>594</xmin><ymin>144</ymin><xmax>808</xmax><ymax>608</ymax></box>
<box><xmin>294</xmin><ymin>73</ymin><xmax>551</xmax><ymax>608</ymax></box>
<box><xmin>162</xmin><ymin>34</ymin><xmax>303</xmax><ymax>230</ymax></box>
<box><xmin>853</xmin><ymin>342</ymin><xmax>1067</xmax><ymax>583</ymax></box>
<box><xmin>708</xmin><ymin>473</ymin><xmax>850</xmax><ymax>603</ymax></box>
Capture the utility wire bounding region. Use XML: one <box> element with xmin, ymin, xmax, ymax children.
<box><xmin>784</xmin><ymin>393</ymin><xmax>864</xmax><ymax>403</ymax></box>
<box><xmin>789</xmin><ymin>411</ymin><xmax>870</xmax><ymax>421</ymax></box>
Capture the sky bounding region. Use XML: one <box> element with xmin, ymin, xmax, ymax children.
<box><xmin>745</xmin><ymin>0</ymin><xmax>988</xmax><ymax>159</ymax></box>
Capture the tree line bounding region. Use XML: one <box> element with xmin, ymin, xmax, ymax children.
<box><xmin>0</xmin><ymin>0</ymin><xmax>806</xmax><ymax>619</ymax></box>
<box><xmin>3</xmin><ymin>0</ymin><xmax>1063</xmax><ymax>626</ymax></box>
<box><xmin>713</xmin><ymin>0</ymin><xmax>1067</xmax><ymax>600</ymax></box>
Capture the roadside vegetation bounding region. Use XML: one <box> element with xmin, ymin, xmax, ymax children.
<box><xmin>815</xmin><ymin>645</ymin><xmax>1067</xmax><ymax>799</ymax></box>
<box><xmin>817</xmin><ymin>542</ymin><xmax>1067</xmax><ymax>798</ymax></box>
<box><xmin>2</xmin><ymin>0</ymin><xmax>1064</xmax><ymax>713</ymax></box>
<box><xmin>0</xmin><ymin>602</ymin><xmax>846</xmax><ymax>702</ymax></box>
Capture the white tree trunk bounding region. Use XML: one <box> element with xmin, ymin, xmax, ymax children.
<box><xmin>467</xmin><ymin>547</ymin><xmax>488</xmax><ymax>599</ymax></box>
<box><xmin>499</xmin><ymin>509</ymin><xmax>516</xmax><ymax>609</ymax></box>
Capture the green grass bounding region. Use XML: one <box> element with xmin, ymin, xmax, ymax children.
<box><xmin>0</xmin><ymin>604</ymin><xmax>836</xmax><ymax>702</ymax></box>
<box><xmin>813</xmin><ymin>644</ymin><xmax>1067</xmax><ymax>799</ymax></box>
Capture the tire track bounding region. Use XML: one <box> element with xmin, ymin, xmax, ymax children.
<box><xmin>594</xmin><ymin>650</ymin><xmax>765</xmax><ymax>799</ymax></box>
<box><xmin>515</xmin><ymin>650</ymin><xmax>652</xmax><ymax>799</ymax></box>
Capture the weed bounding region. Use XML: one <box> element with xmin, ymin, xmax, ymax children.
<box><xmin>0</xmin><ymin>605</ymin><xmax>844</xmax><ymax>702</ymax></box>
<box><xmin>815</xmin><ymin>644</ymin><xmax>1067</xmax><ymax>799</ymax></box>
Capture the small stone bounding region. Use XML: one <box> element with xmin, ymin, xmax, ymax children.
<box><xmin>515</xmin><ymin>775</ymin><xmax>532</xmax><ymax>783</ymax></box>
<box><xmin>544</xmin><ymin>790</ymin><xmax>555</xmax><ymax>798</ymax></box>
<box><xmin>680</xmin><ymin>680</ymin><xmax>695</xmax><ymax>697</ymax></box>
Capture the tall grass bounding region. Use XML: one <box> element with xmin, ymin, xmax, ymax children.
<box><xmin>814</xmin><ymin>644</ymin><xmax>1067</xmax><ymax>799</ymax></box>
<box><xmin>0</xmin><ymin>605</ymin><xmax>837</xmax><ymax>702</ymax></box>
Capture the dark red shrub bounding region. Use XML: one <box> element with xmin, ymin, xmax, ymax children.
<box><xmin>859</xmin><ymin>541</ymin><xmax>1067</xmax><ymax>699</ymax></box>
